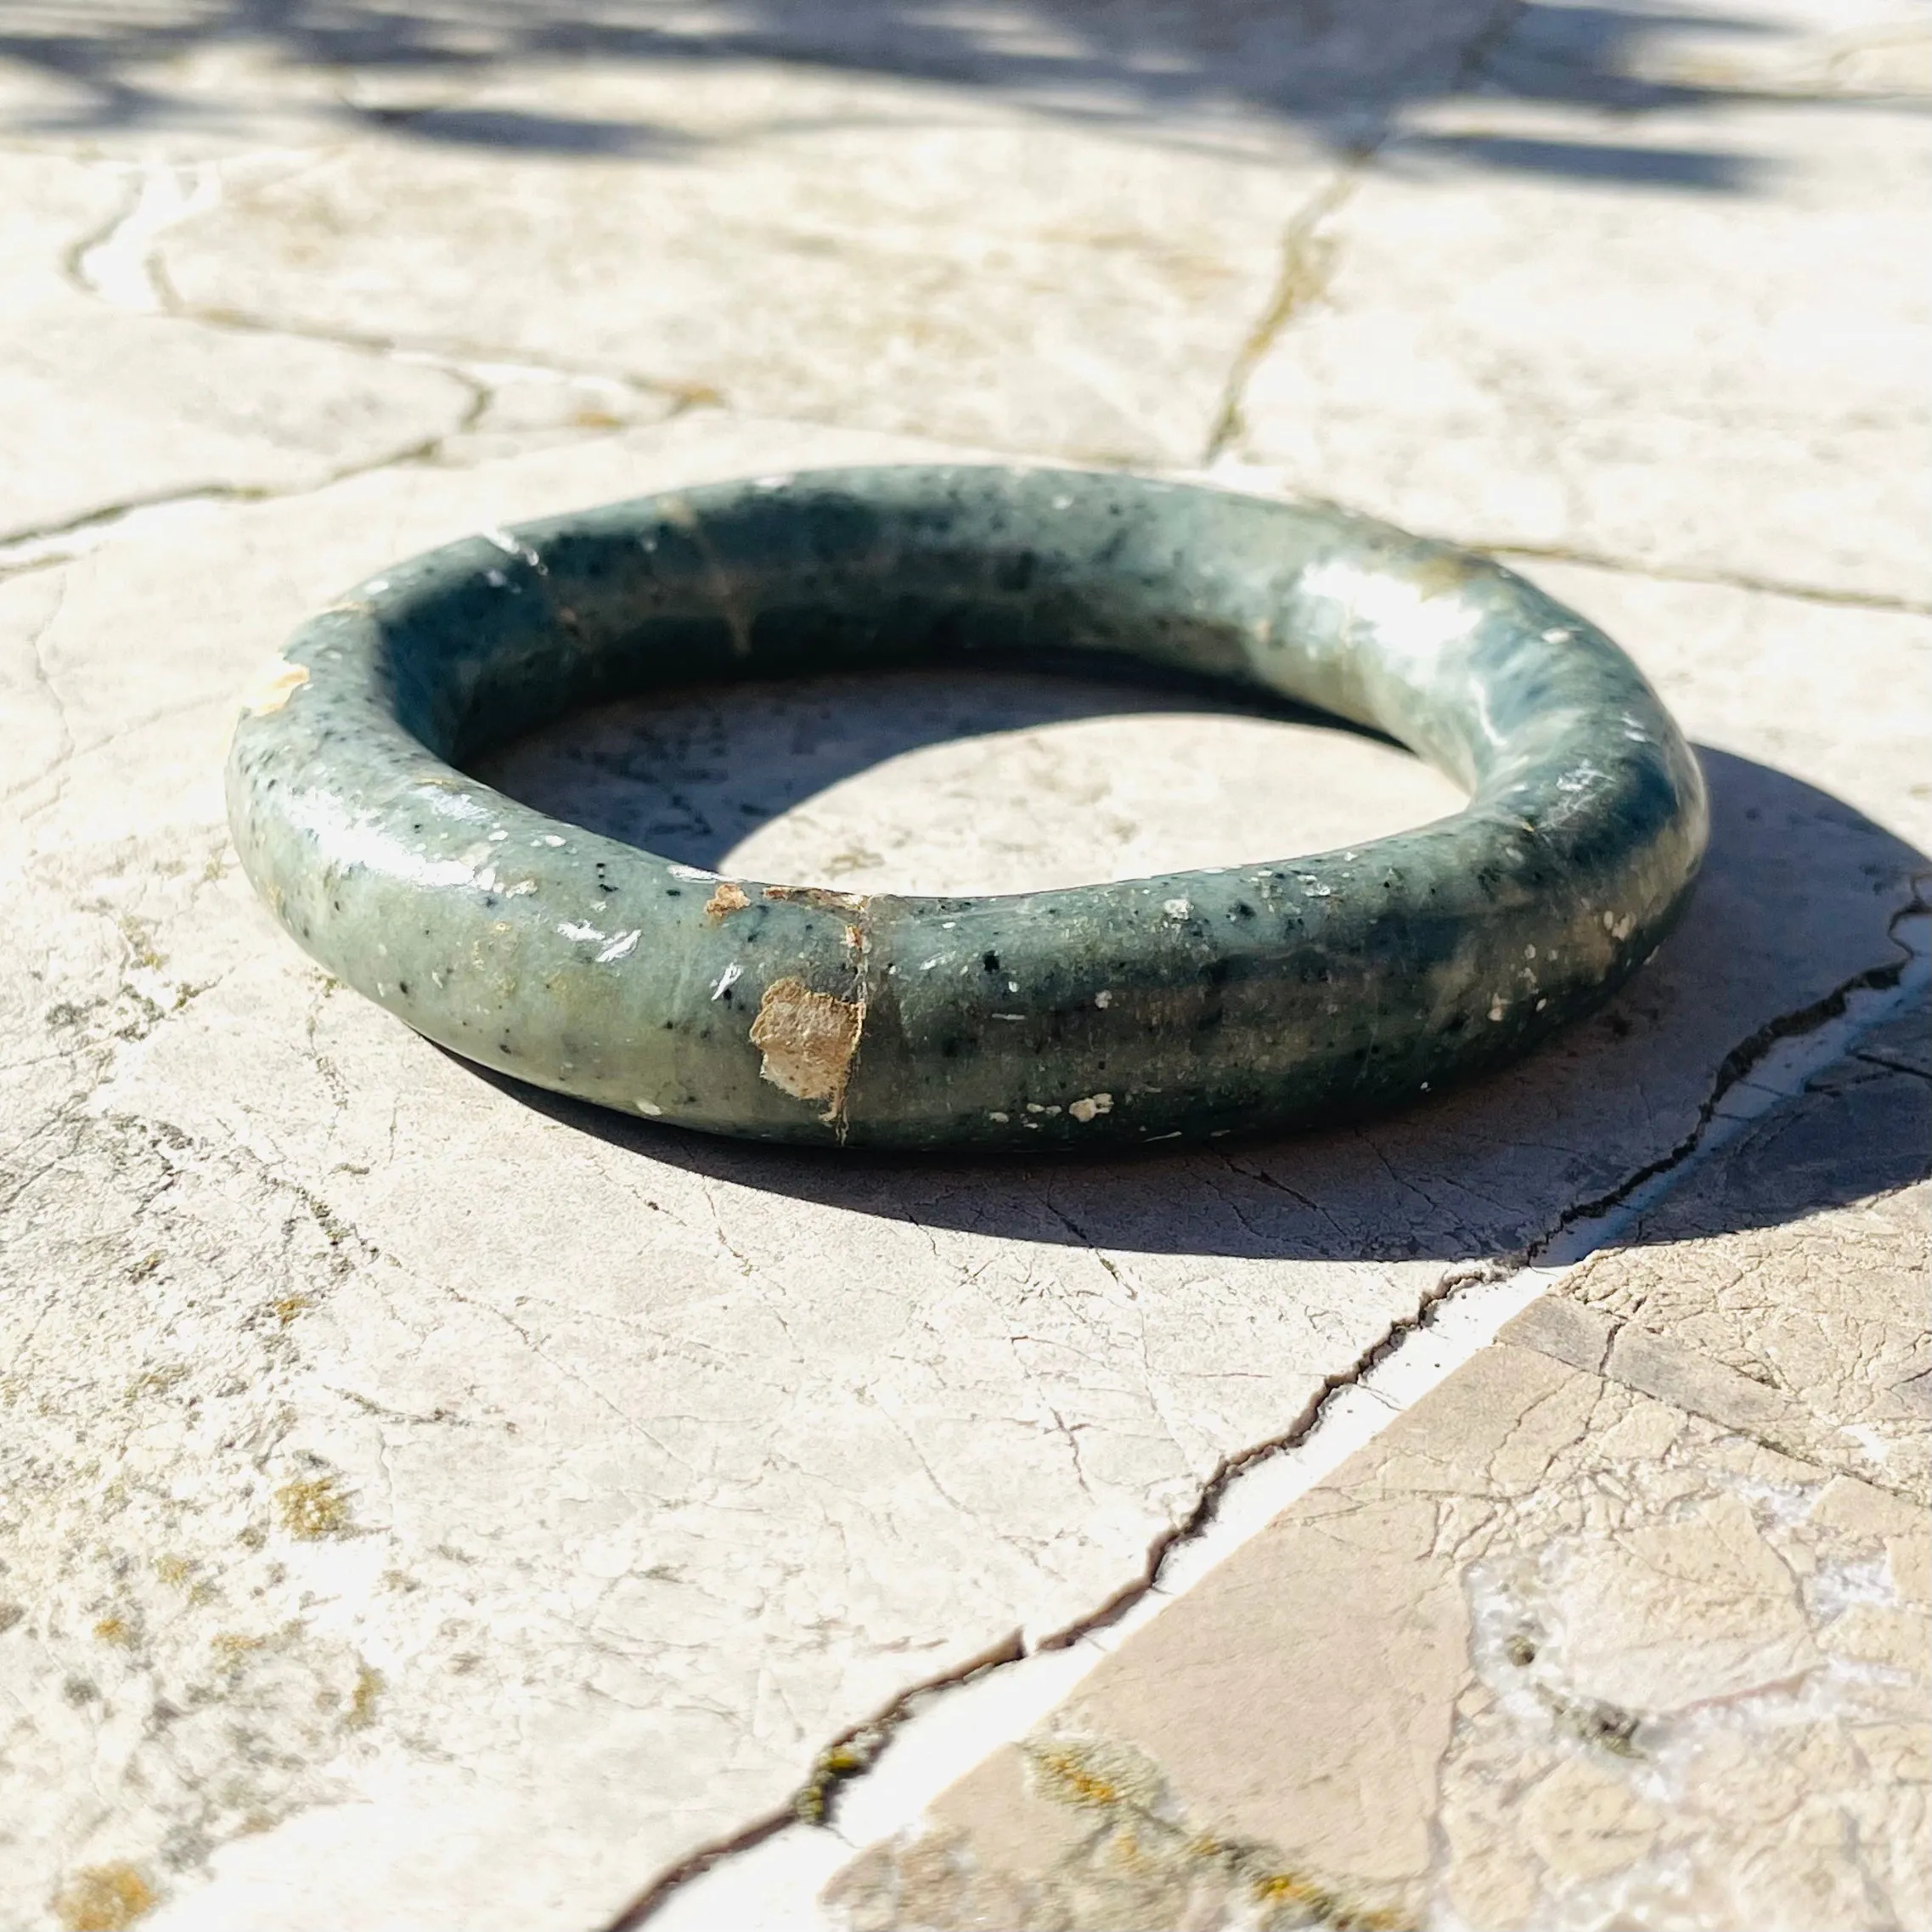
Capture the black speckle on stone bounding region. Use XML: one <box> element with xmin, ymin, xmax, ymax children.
<box><xmin>228</xmin><ymin>471</ymin><xmax>1702</xmax><ymax>1151</ymax></box>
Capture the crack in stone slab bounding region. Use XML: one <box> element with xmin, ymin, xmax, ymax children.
<box><xmin>1200</xmin><ymin>0</ymin><xmax>1525</xmax><ymax>466</ymax></box>
<box><xmin>0</xmin><ymin>154</ymin><xmax>720</xmax><ymax>569</ymax></box>
<box><xmin>66</xmin><ymin>158</ymin><xmax>222</xmax><ymax>313</ymax></box>
<box><xmin>1490</xmin><ymin>540</ymin><xmax>1932</xmax><ymax>619</ymax></box>
<box><xmin>1201</xmin><ymin>163</ymin><xmax>1365</xmax><ymax>465</ymax></box>
<box><xmin>610</xmin><ymin>882</ymin><xmax>1930</xmax><ymax>1929</ymax></box>
<box><xmin>1522</xmin><ymin>876</ymin><xmax>1930</xmax><ymax>1258</ymax></box>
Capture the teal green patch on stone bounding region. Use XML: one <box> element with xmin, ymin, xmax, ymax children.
<box><xmin>225</xmin><ymin>467</ymin><xmax>1707</xmax><ymax>1150</ymax></box>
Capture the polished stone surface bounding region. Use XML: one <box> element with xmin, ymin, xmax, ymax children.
<box><xmin>226</xmin><ymin>469</ymin><xmax>1705</xmax><ymax>1148</ymax></box>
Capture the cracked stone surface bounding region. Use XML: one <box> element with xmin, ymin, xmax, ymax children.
<box><xmin>1221</xmin><ymin>76</ymin><xmax>1931</xmax><ymax>601</ymax></box>
<box><xmin>149</xmin><ymin>67</ymin><xmax>1332</xmax><ymax>468</ymax></box>
<box><xmin>1538</xmin><ymin>1005</ymin><xmax>1932</xmax><ymax>1504</ymax></box>
<box><xmin>0</xmin><ymin>152</ymin><xmax>477</xmax><ymax>544</ymax></box>
<box><xmin>3</xmin><ymin>3</ymin><xmax>1929</xmax><ymax>1929</ymax></box>
<box><xmin>831</xmin><ymin>1358</ymin><xmax>1932</xmax><ymax>1932</ymax></box>
<box><xmin>3</xmin><ymin>407</ymin><xmax>1925</xmax><ymax>1929</ymax></box>
<box><xmin>827</xmin><ymin>1028</ymin><xmax>1930</xmax><ymax>1930</ymax></box>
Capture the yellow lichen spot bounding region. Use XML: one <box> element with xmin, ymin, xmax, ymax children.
<box><xmin>271</xmin><ymin>1293</ymin><xmax>313</xmax><ymax>1326</ymax></box>
<box><xmin>115</xmin><ymin>915</ymin><xmax>164</xmax><ymax>972</ymax></box>
<box><xmin>1023</xmin><ymin>1737</ymin><xmax>1162</xmax><ymax>1815</ymax></box>
<box><xmin>346</xmin><ymin>1661</ymin><xmax>384</xmax><ymax>1729</ymax></box>
<box><xmin>703</xmin><ymin>880</ymin><xmax>751</xmax><ymax>921</ymax></box>
<box><xmin>92</xmin><ymin>1615</ymin><xmax>132</xmax><ymax>1647</ymax></box>
<box><xmin>211</xmin><ymin>1631</ymin><xmax>264</xmax><ymax>1659</ymax></box>
<box><xmin>52</xmin><ymin>1862</ymin><xmax>156</xmax><ymax>1931</ymax></box>
<box><xmin>153</xmin><ymin>1555</ymin><xmax>192</xmax><ymax>1589</ymax></box>
<box><xmin>1252</xmin><ymin>1869</ymin><xmax>1322</xmax><ymax>1907</ymax></box>
<box><xmin>1248</xmin><ymin>1866</ymin><xmax>1412</xmax><ymax>1932</ymax></box>
<box><xmin>273</xmin><ymin>1476</ymin><xmax>351</xmax><ymax>1539</ymax></box>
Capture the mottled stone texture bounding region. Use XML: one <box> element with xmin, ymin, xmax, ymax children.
<box><xmin>226</xmin><ymin>469</ymin><xmax>1704</xmax><ymax>1149</ymax></box>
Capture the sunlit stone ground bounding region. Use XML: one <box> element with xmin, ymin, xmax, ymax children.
<box><xmin>1</xmin><ymin>4</ymin><xmax>1925</xmax><ymax>1928</ymax></box>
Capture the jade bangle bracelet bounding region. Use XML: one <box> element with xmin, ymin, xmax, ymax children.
<box><xmin>226</xmin><ymin>467</ymin><xmax>1706</xmax><ymax>1151</ymax></box>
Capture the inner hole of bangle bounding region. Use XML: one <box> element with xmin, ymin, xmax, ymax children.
<box><xmin>469</xmin><ymin>665</ymin><xmax>1467</xmax><ymax>899</ymax></box>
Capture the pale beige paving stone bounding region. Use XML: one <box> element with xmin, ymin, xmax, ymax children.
<box><xmin>0</xmin><ymin>149</ymin><xmax>476</xmax><ymax>545</ymax></box>
<box><xmin>1477</xmin><ymin>0</ymin><xmax>1932</xmax><ymax>104</ymax></box>
<box><xmin>2</xmin><ymin>395</ymin><xmax>1929</xmax><ymax>1929</ymax></box>
<box><xmin>824</xmin><ymin>1017</ymin><xmax>1929</xmax><ymax>1929</ymax></box>
<box><xmin>1221</xmin><ymin>82</ymin><xmax>1932</xmax><ymax>603</ymax></box>
<box><xmin>1548</xmin><ymin>1007</ymin><xmax>1932</xmax><ymax>1504</ymax></box>
<box><xmin>826</xmin><ymin>1343</ymin><xmax>1932</xmax><ymax>1932</ymax></box>
<box><xmin>150</xmin><ymin>58</ymin><xmax>1332</xmax><ymax>468</ymax></box>
<box><xmin>0</xmin><ymin>0</ymin><xmax>1503</xmax><ymax>161</ymax></box>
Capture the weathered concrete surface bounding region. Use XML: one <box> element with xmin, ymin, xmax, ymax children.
<box><xmin>3</xmin><ymin>2</ymin><xmax>1929</xmax><ymax>1927</ymax></box>
<box><xmin>827</xmin><ymin>1028</ymin><xmax>1930</xmax><ymax>1929</ymax></box>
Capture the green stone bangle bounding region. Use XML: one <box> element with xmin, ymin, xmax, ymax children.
<box><xmin>225</xmin><ymin>467</ymin><xmax>1707</xmax><ymax>1151</ymax></box>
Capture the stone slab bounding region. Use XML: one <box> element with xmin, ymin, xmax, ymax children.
<box><xmin>1544</xmin><ymin>1011</ymin><xmax>1932</xmax><ymax>1502</ymax></box>
<box><xmin>1223</xmin><ymin>87</ymin><xmax>1932</xmax><ymax>602</ymax></box>
<box><xmin>0</xmin><ymin>152</ymin><xmax>476</xmax><ymax>544</ymax></box>
<box><xmin>0</xmin><ymin>0</ymin><xmax>1500</xmax><ymax>157</ymax></box>
<box><xmin>829</xmin><ymin>1343</ymin><xmax>1930</xmax><ymax>1930</ymax></box>
<box><xmin>826</xmin><ymin>1015</ymin><xmax>1929</xmax><ymax>1928</ymax></box>
<box><xmin>2</xmin><ymin>401</ymin><xmax>1926</xmax><ymax>1929</ymax></box>
<box><xmin>151</xmin><ymin>61</ymin><xmax>1330</xmax><ymax>467</ymax></box>
<box><xmin>1482</xmin><ymin>0</ymin><xmax>1932</xmax><ymax>104</ymax></box>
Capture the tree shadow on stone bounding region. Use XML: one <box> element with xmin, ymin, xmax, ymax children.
<box><xmin>2</xmin><ymin>0</ymin><xmax>1888</xmax><ymax>189</ymax></box>
<box><xmin>465</xmin><ymin>668</ymin><xmax>1929</xmax><ymax>1264</ymax></box>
